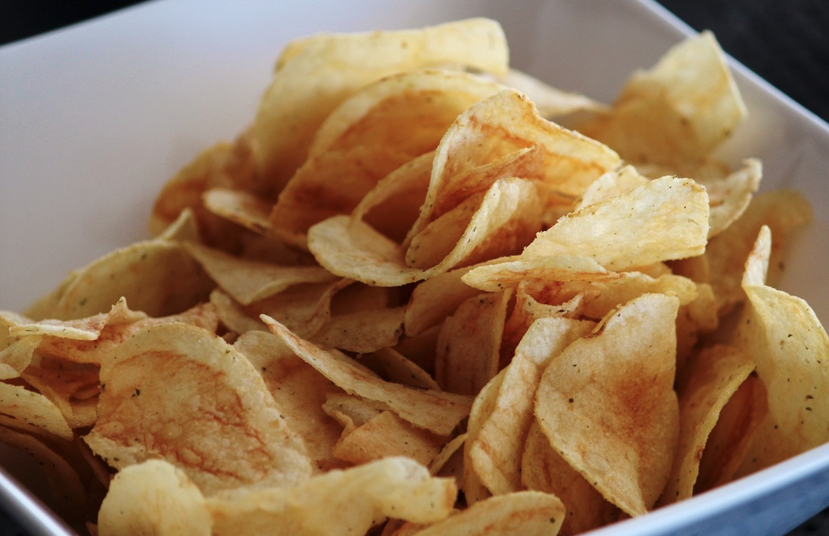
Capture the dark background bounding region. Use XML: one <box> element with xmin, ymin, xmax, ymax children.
<box><xmin>1</xmin><ymin>1</ymin><xmax>828</xmax><ymax>535</ymax></box>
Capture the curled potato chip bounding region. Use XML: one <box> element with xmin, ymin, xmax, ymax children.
<box><xmin>403</xmin><ymin>266</ymin><xmax>483</xmax><ymax>337</ymax></box>
<box><xmin>0</xmin><ymin>382</ymin><xmax>73</xmax><ymax>440</ymax></box>
<box><xmin>435</xmin><ymin>290</ymin><xmax>511</xmax><ymax>395</ymax></box>
<box><xmin>535</xmin><ymin>293</ymin><xmax>680</xmax><ymax>516</ymax></box>
<box><xmin>233</xmin><ymin>330</ymin><xmax>347</xmax><ymax>473</ymax></box>
<box><xmin>253</xmin><ymin>18</ymin><xmax>509</xmax><ymax>196</ymax></box>
<box><xmin>98</xmin><ymin>460</ymin><xmax>211</xmax><ymax>536</ymax></box>
<box><xmin>498</xmin><ymin>68</ymin><xmax>608</xmax><ymax>119</ymax></box>
<box><xmin>84</xmin><ymin>323</ymin><xmax>312</xmax><ymax>494</ymax></box>
<box><xmin>311</xmin><ymin>306</ymin><xmax>405</xmax><ymax>353</ymax></box>
<box><xmin>574</xmin><ymin>165</ymin><xmax>649</xmax><ymax>210</ymax></box>
<box><xmin>361</xmin><ymin>347</ymin><xmax>441</xmax><ymax>391</ymax></box>
<box><xmin>208</xmin><ymin>457</ymin><xmax>457</xmax><ymax>536</ymax></box>
<box><xmin>701</xmin><ymin>158</ymin><xmax>762</xmax><ymax>238</ymax></box>
<box><xmin>658</xmin><ymin>344</ymin><xmax>756</xmax><ymax>505</ymax></box>
<box><xmin>0</xmin><ymin>334</ymin><xmax>41</xmax><ymax>380</ymax></box>
<box><xmin>734</xmin><ymin>226</ymin><xmax>829</xmax><ymax>474</ymax></box>
<box><xmin>461</xmin><ymin>254</ymin><xmax>614</xmax><ymax>293</ymax></box>
<box><xmin>469</xmin><ymin>317</ymin><xmax>594</xmax><ymax>496</ymax></box>
<box><xmin>263</xmin><ymin>316</ymin><xmax>472</xmax><ymax>436</ymax></box>
<box><xmin>203</xmin><ymin>188</ymin><xmax>272</xmax><ymax>235</ymax></box>
<box><xmin>21</xmin><ymin>355</ymin><xmax>101</xmax><ymax>429</ymax></box>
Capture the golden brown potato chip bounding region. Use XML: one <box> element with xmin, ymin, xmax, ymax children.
<box><xmin>406</xmin><ymin>491</ymin><xmax>566</xmax><ymax>536</ymax></box>
<box><xmin>253</xmin><ymin>18</ymin><xmax>509</xmax><ymax>196</ymax></box>
<box><xmin>184</xmin><ymin>242</ymin><xmax>337</xmax><ymax>305</ymax></box>
<box><xmin>461</xmin><ymin>254</ymin><xmax>614</xmax><ymax>293</ymax></box>
<box><xmin>734</xmin><ymin>226</ymin><xmax>829</xmax><ymax>474</ymax></box>
<box><xmin>233</xmin><ymin>330</ymin><xmax>347</xmax><ymax>473</ymax></box>
<box><xmin>84</xmin><ymin>323</ymin><xmax>312</xmax><ymax>494</ymax></box>
<box><xmin>578</xmin><ymin>31</ymin><xmax>746</xmax><ymax>166</ymax></box>
<box><xmin>535</xmin><ymin>293</ymin><xmax>680</xmax><ymax>516</ymax></box>
<box><xmin>435</xmin><ymin>290</ymin><xmax>511</xmax><ymax>395</ymax></box>
<box><xmin>658</xmin><ymin>344</ymin><xmax>756</xmax><ymax>505</ymax></box>
<box><xmin>522</xmin><ymin>176</ymin><xmax>709</xmax><ymax>271</ymax></box>
<box><xmin>98</xmin><ymin>460</ymin><xmax>211</xmax><ymax>536</ymax></box>
<box><xmin>469</xmin><ymin>317</ymin><xmax>594</xmax><ymax>495</ymax></box>
<box><xmin>263</xmin><ymin>316</ymin><xmax>472</xmax><ymax>436</ymax></box>
<box><xmin>20</xmin><ymin>355</ymin><xmax>100</xmax><ymax>429</ymax></box>
<box><xmin>333</xmin><ymin>410</ymin><xmax>446</xmax><ymax>467</ymax></box>
<box><xmin>403</xmin><ymin>266</ymin><xmax>483</xmax><ymax>337</ymax></box>
<box><xmin>522</xmin><ymin>419</ymin><xmax>622</xmax><ymax>536</ymax></box>
<box><xmin>207</xmin><ymin>457</ymin><xmax>458</xmax><ymax>535</ymax></box>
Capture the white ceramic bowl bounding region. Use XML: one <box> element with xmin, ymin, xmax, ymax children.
<box><xmin>1</xmin><ymin>1</ymin><xmax>828</xmax><ymax>534</ymax></box>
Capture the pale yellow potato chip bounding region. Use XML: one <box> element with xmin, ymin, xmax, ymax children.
<box><xmin>84</xmin><ymin>323</ymin><xmax>312</xmax><ymax>494</ymax></box>
<box><xmin>233</xmin><ymin>330</ymin><xmax>347</xmax><ymax>473</ymax></box>
<box><xmin>406</xmin><ymin>491</ymin><xmax>566</xmax><ymax>536</ymax></box>
<box><xmin>429</xmin><ymin>433</ymin><xmax>466</xmax><ymax>477</ymax></box>
<box><xmin>311</xmin><ymin>306</ymin><xmax>405</xmax><ymax>353</ymax></box>
<box><xmin>574</xmin><ymin>165</ymin><xmax>649</xmax><ymax>210</ymax></box>
<box><xmin>523</xmin><ymin>176</ymin><xmax>709</xmax><ymax>271</ymax></box>
<box><xmin>0</xmin><ymin>335</ymin><xmax>41</xmax><ymax>380</ymax></box>
<box><xmin>263</xmin><ymin>316</ymin><xmax>472</xmax><ymax>436</ymax></box>
<box><xmin>309</xmin><ymin>69</ymin><xmax>504</xmax><ymax>157</ymax></box>
<box><xmin>333</xmin><ymin>410</ymin><xmax>446</xmax><ymax>467</ymax></box>
<box><xmin>98</xmin><ymin>460</ymin><xmax>211</xmax><ymax>536</ymax></box>
<box><xmin>469</xmin><ymin>317</ymin><xmax>594</xmax><ymax>495</ymax></box>
<box><xmin>579</xmin><ymin>31</ymin><xmax>746</xmax><ymax>166</ymax></box>
<box><xmin>322</xmin><ymin>392</ymin><xmax>384</xmax><ymax>434</ymax></box>
<box><xmin>702</xmin><ymin>158</ymin><xmax>762</xmax><ymax>238</ymax></box>
<box><xmin>461</xmin><ymin>254</ymin><xmax>615</xmax><ymax>293</ymax></box>
<box><xmin>435</xmin><ymin>290</ymin><xmax>511</xmax><ymax>395</ymax></box>
<box><xmin>462</xmin><ymin>368</ymin><xmax>503</xmax><ymax>505</ymax></box>
<box><xmin>36</xmin><ymin>239</ymin><xmax>214</xmax><ymax>320</ymax></box>
<box><xmin>21</xmin><ymin>355</ymin><xmax>100</xmax><ymax>429</ymax></box>
<box><xmin>522</xmin><ymin>419</ymin><xmax>623</xmax><ymax>535</ymax></box>
<box><xmin>535</xmin><ymin>293</ymin><xmax>680</xmax><ymax>516</ymax></box>
<box><xmin>658</xmin><ymin>344</ymin><xmax>756</xmax><ymax>505</ymax></box>
<box><xmin>0</xmin><ymin>382</ymin><xmax>73</xmax><ymax>440</ymax></box>
<box><xmin>184</xmin><ymin>242</ymin><xmax>337</xmax><ymax>305</ymax></box>
<box><xmin>734</xmin><ymin>226</ymin><xmax>829</xmax><ymax>474</ymax></box>
<box><xmin>207</xmin><ymin>457</ymin><xmax>457</xmax><ymax>535</ymax></box>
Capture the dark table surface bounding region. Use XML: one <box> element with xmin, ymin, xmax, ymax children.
<box><xmin>1</xmin><ymin>1</ymin><xmax>828</xmax><ymax>535</ymax></box>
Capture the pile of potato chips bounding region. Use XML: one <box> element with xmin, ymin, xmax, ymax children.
<box><xmin>1</xmin><ymin>17</ymin><xmax>827</xmax><ymax>536</ymax></box>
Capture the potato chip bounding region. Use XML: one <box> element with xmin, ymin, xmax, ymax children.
<box><xmin>435</xmin><ymin>290</ymin><xmax>511</xmax><ymax>395</ymax></box>
<box><xmin>322</xmin><ymin>392</ymin><xmax>384</xmax><ymax>434</ymax></box>
<box><xmin>309</xmin><ymin>177</ymin><xmax>544</xmax><ymax>286</ymax></box>
<box><xmin>34</xmin><ymin>239</ymin><xmax>214</xmax><ymax>320</ymax></box>
<box><xmin>429</xmin><ymin>433</ymin><xmax>466</xmax><ymax>477</ymax></box>
<box><xmin>578</xmin><ymin>31</ymin><xmax>746</xmax><ymax>166</ymax></box>
<box><xmin>695</xmin><ymin>374</ymin><xmax>767</xmax><ymax>493</ymax></box>
<box><xmin>497</xmin><ymin>68</ymin><xmax>608</xmax><ymax>119</ymax></box>
<box><xmin>522</xmin><ymin>176</ymin><xmax>709</xmax><ymax>271</ymax></box>
<box><xmin>98</xmin><ymin>459</ymin><xmax>211</xmax><ymax>536</ymax></box>
<box><xmin>308</xmin><ymin>69</ymin><xmax>503</xmax><ymax>158</ymax></box>
<box><xmin>359</xmin><ymin>347</ymin><xmax>440</xmax><ymax>391</ymax></box>
<box><xmin>701</xmin><ymin>158</ymin><xmax>762</xmax><ymax>238</ymax></box>
<box><xmin>522</xmin><ymin>419</ymin><xmax>622</xmax><ymax>535</ymax></box>
<box><xmin>535</xmin><ymin>293</ymin><xmax>680</xmax><ymax>516</ymax></box>
<box><xmin>233</xmin><ymin>330</ymin><xmax>347</xmax><ymax>473</ymax></box>
<box><xmin>403</xmin><ymin>265</ymin><xmax>483</xmax><ymax>337</ymax></box>
<box><xmin>20</xmin><ymin>355</ymin><xmax>101</xmax><ymax>429</ymax></box>
<box><xmin>208</xmin><ymin>457</ymin><xmax>457</xmax><ymax>535</ymax></box>
<box><xmin>462</xmin><ymin>368</ymin><xmax>503</xmax><ymax>505</ymax></box>
<box><xmin>253</xmin><ymin>18</ymin><xmax>509</xmax><ymax>196</ymax></box>
<box><xmin>0</xmin><ymin>334</ymin><xmax>41</xmax><ymax>380</ymax></box>
<box><xmin>0</xmin><ymin>382</ymin><xmax>74</xmax><ymax>440</ymax></box>
<box><xmin>202</xmin><ymin>187</ymin><xmax>273</xmax><ymax>235</ymax></box>
<box><xmin>469</xmin><ymin>317</ymin><xmax>594</xmax><ymax>495</ymax></box>
<box><xmin>658</xmin><ymin>344</ymin><xmax>756</xmax><ymax>505</ymax></box>
<box><xmin>403</xmin><ymin>491</ymin><xmax>566</xmax><ymax>536</ymax></box>
<box><xmin>333</xmin><ymin>410</ymin><xmax>446</xmax><ymax>467</ymax></box>
<box><xmin>734</xmin><ymin>226</ymin><xmax>829</xmax><ymax>474</ymax></box>
<box><xmin>184</xmin><ymin>242</ymin><xmax>337</xmax><ymax>305</ymax></box>
<box><xmin>574</xmin><ymin>165</ymin><xmax>649</xmax><ymax>210</ymax></box>
<box><xmin>84</xmin><ymin>323</ymin><xmax>312</xmax><ymax>494</ymax></box>
<box><xmin>263</xmin><ymin>316</ymin><xmax>472</xmax><ymax>436</ymax></box>
<box><xmin>461</xmin><ymin>254</ymin><xmax>614</xmax><ymax>293</ymax></box>
<box><xmin>311</xmin><ymin>306</ymin><xmax>405</xmax><ymax>353</ymax></box>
